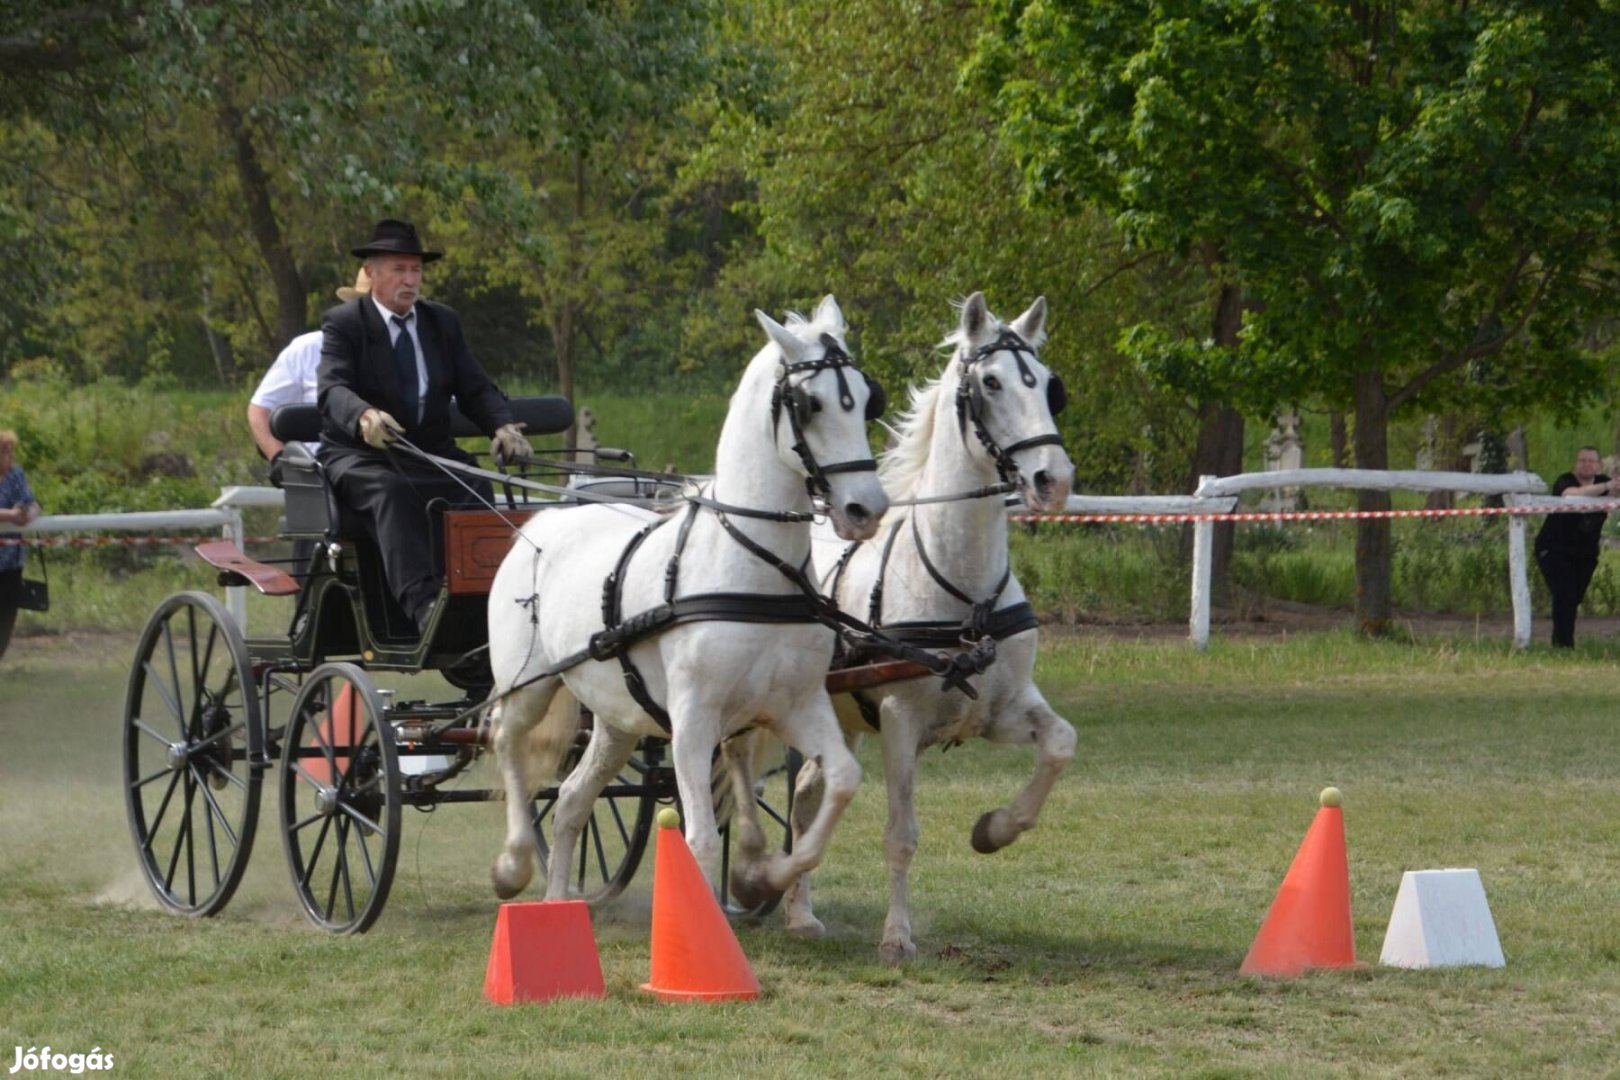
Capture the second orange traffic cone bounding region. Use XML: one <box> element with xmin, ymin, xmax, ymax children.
<box><xmin>641</xmin><ymin>809</ymin><xmax>761</xmax><ymax>1002</ymax></box>
<box><xmin>1240</xmin><ymin>787</ymin><xmax>1356</xmax><ymax>977</ymax></box>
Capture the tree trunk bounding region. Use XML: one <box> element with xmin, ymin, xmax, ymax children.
<box><xmin>555</xmin><ymin>150</ymin><xmax>587</xmax><ymax>450</ymax></box>
<box><xmin>218</xmin><ymin>93</ymin><xmax>305</xmax><ymax>351</ymax></box>
<box><xmin>1329</xmin><ymin>411</ymin><xmax>1348</xmax><ymax>468</ymax></box>
<box><xmin>200</xmin><ymin>277</ymin><xmax>234</xmax><ymax>385</ymax></box>
<box><xmin>1353</xmin><ymin>369</ymin><xmax>1393</xmax><ymax>635</ymax></box>
<box><xmin>1185</xmin><ymin>281</ymin><xmax>1246</xmax><ymax>586</ymax></box>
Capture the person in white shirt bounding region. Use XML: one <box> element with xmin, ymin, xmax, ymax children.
<box><xmin>246</xmin><ymin>267</ymin><xmax>371</xmax><ymax>475</ymax></box>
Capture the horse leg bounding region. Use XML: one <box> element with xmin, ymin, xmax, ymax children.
<box><xmin>668</xmin><ymin>704</ymin><xmax>726</xmax><ymax>888</ymax></box>
<box><xmin>743</xmin><ymin>696</ymin><xmax>861</xmax><ymax>904</ymax></box>
<box><xmin>720</xmin><ymin>731</ymin><xmax>773</xmax><ymax>909</ymax></box>
<box><xmin>780</xmin><ymin>748</ymin><xmax>826</xmax><ymax>938</ymax></box>
<box><xmin>544</xmin><ymin>718</ymin><xmax>640</xmax><ymax>900</ymax></box>
<box><xmin>877</xmin><ymin>712</ymin><xmax>923</xmax><ymax>963</ymax></box>
<box><xmin>970</xmin><ymin>691</ymin><xmax>1076</xmax><ymax>854</ymax></box>
<box><xmin>489</xmin><ymin>679</ymin><xmax>564</xmax><ymax>899</ymax></box>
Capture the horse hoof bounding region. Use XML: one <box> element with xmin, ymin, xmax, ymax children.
<box><xmin>971</xmin><ymin>810</ymin><xmax>1010</xmax><ymax>854</ymax></box>
<box><xmin>729</xmin><ymin>865</ymin><xmax>784</xmax><ymax>912</ymax></box>
<box><xmin>879</xmin><ymin>939</ymin><xmax>917</xmax><ymax>965</ymax></box>
<box><xmin>490</xmin><ymin>854</ymin><xmax>531</xmax><ymax>900</ymax></box>
<box><xmin>786</xmin><ymin>915</ymin><xmax>826</xmax><ymax>940</ymax></box>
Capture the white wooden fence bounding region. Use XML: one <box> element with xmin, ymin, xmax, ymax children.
<box><xmin>14</xmin><ymin>473</ymin><xmax>1614</xmax><ymax>647</ymax></box>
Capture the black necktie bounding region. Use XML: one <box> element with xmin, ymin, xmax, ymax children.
<box><xmin>392</xmin><ymin>314</ymin><xmax>419</xmax><ymax>425</ymax></box>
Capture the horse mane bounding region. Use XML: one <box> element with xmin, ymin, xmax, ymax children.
<box><xmin>877</xmin><ymin>377</ymin><xmax>945</xmax><ymax>500</ymax></box>
<box><xmin>880</xmin><ymin>297</ymin><xmax>1031</xmax><ymax>499</ymax></box>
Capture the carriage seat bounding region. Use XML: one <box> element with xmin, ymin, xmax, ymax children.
<box><xmin>269</xmin><ymin>396</ymin><xmax>577</xmax><ymax>538</ymax></box>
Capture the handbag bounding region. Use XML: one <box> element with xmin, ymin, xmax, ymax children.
<box><xmin>18</xmin><ymin>546</ymin><xmax>47</xmax><ymax>613</ymax></box>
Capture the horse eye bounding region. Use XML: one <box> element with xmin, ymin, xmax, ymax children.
<box><xmin>809</xmin><ymin>396</ymin><xmax>823</xmax><ymax>413</ymax></box>
<box><xmin>983</xmin><ymin>375</ymin><xmax>1001</xmax><ymax>391</ymax></box>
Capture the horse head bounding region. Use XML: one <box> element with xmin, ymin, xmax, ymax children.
<box><xmin>952</xmin><ymin>292</ymin><xmax>1074</xmax><ymax>512</ymax></box>
<box><xmin>754</xmin><ymin>296</ymin><xmax>890</xmax><ymax>540</ymax></box>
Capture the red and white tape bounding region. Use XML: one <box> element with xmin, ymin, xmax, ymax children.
<box><xmin>1011</xmin><ymin>502</ymin><xmax>1620</xmax><ymax>525</ymax></box>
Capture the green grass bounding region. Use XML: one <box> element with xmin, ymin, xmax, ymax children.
<box><xmin>2</xmin><ymin>629</ymin><xmax>1618</xmax><ymax>1076</ymax></box>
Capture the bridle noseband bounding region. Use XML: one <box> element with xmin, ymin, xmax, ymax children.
<box><xmin>954</xmin><ymin>328</ymin><xmax>1067</xmax><ymax>487</ymax></box>
<box><xmin>771</xmin><ymin>332</ymin><xmax>885</xmax><ymax>500</ymax></box>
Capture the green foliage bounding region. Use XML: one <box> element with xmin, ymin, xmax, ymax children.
<box><xmin>691</xmin><ymin>0</ymin><xmax>1205</xmax><ymax>492</ymax></box>
<box><xmin>983</xmin><ymin>0</ymin><xmax>1620</xmax><ymax>420</ymax></box>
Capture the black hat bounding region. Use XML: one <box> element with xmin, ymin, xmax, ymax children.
<box><xmin>350</xmin><ymin>218</ymin><xmax>443</xmax><ymax>263</ymax></box>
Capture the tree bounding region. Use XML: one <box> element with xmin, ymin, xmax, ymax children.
<box><xmin>3</xmin><ymin>0</ymin><xmax>719</xmax><ymax>388</ymax></box>
<box><xmin>984</xmin><ymin>0</ymin><xmax>1620</xmax><ymax>632</ymax></box>
<box><xmin>693</xmin><ymin>0</ymin><xmax>1203</xmax><ymax>492</ymax></box>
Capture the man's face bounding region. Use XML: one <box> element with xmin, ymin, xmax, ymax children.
<box><xmin>0</xmin><ymin>444</ymin><xmax>12</xmax><ymax>473</ymax></box>
<box><xmin>369</xmin><ymin>255</ymin><xmax>423</xmax><ymax>316</ymax></box>
<box><xmin>1575</xmin><ymin>449</ymin><xmax>1601</xmax><ymax>482</ymax></box>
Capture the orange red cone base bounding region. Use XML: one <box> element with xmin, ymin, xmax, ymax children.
<box><xmin>484</xmin><ymin>900</ymin><xmax>606</xmax><ymax>1004</ymax></box>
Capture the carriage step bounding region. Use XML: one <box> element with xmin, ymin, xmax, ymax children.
<box><xmin>194</xmin><ymin>539</ymin><xmax>300</xmax><ymax>596</ymax></box>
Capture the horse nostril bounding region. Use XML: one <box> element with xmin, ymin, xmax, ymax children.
<box><xmin>1033</xmin><ymin>470</ymin><xmax>1053</xmax><ymax>493</ymax></box>
<box><xmin>845</xmin><ymin>503</ymin><xmax>871</xmax><ymax>525</ymax></box>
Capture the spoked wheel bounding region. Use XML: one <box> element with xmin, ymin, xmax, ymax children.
<box><xmin>530</xmin><ymin>721</ymin><xmax>659</xmax><ymax>906</ymax></box>
<box><xmin>277</xmin><ymin>663</ymin><xmax>401</xmax><ymax>934</ymax></box>
<box><xmin>124</xmin><ymin>591</ymin><xmax>264</xmax><ymax>916</ymax></box>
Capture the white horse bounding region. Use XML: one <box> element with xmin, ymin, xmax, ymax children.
<box><xmin>486</xmin><ymin>296</ymin><xmax>889</xmax><ymax>905</ymax></box>
<box><xmin>757</xmin><ymin>292</ymin><xmax>1077</xmax><ymax>962</ymax></box>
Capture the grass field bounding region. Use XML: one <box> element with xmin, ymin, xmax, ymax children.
<box><xmin>2</xmin><ymin>627</ymin><xmax>1617</xmax><ymax>1077</ymax></box>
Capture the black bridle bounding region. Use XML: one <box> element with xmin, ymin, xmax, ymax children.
<box><xmin>771</xmin><ymin>332</ymin><xmax>883</xmax><ymax>501</ymax></box>
<box><xmin>954</xmin><ymin>328</ymin><xmax>1067</xmax><ymax>487</ymax></box>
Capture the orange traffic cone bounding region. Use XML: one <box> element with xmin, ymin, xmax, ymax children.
<box><xmin>1240</xmin><ymin>787</ymin><xmax>1356</xmax><ymax>977</ymax></box>
<box><xmin>307</xmin><ymin>684</ymin><xmax>358</xmax><ymax>785</ymax></box>
<box><xmin>641</xmin><ymin>809</ymin><xmax>761</xmax><ymax>1002</ymax></box>
<box><xmin>483</xmin><ymin>900</ymin><xmax>605</xmax><ymax>1004</ymax></box>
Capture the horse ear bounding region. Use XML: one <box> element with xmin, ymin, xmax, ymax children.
<box><xmin>813</xmin><ymin>294</ymin><xmax>846</xmax><ymax>333</ymax></box>
<box><xmin>755</xmin><ymin>309</ymin><xmax>805</xmax><ymax>363</ymax></box>
<box><xmin>1010</xmin><ymin>296</ymin><xmax>1048</xmax><ymax>348</ymax></box>
<box><xmin>959</xmin><ymin>292</ymin><xmax>991</xmax><ymax>345</ymax></box>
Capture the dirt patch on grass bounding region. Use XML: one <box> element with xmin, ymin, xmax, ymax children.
<box><xmin>3</xmin><ymin>629</ymin><xmax>140</xmax><ymax>673</ymax></box>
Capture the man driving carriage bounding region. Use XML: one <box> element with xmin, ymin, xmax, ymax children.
<box><xmin>319</xmin><ymin>218</ymin><xmax>533</xmax><ymax>634</ymax></box>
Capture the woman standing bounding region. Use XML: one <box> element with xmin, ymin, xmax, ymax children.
<box><xmin>0</xmin><ymin>430</ymin><xmax>42</xmax><ymax>660</ymax></box>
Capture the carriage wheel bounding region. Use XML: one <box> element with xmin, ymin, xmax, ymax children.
<box><xmin>123</xmin><ymin>591</ymin><xmax>263</xmax><ymax>917</ymax></box>
<box><xmin>277</xmin><ymin>663</ymin><xmax>401</xmax><ymax>934</ymax></box>
<box><xmin>529</xmin><ymin>722</ymin><xmax>658</xmax><ymax>906</ymax></box>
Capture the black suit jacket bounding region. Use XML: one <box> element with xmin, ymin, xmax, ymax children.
<box><xmin>317</xmin><ymin>297</ymin><xmax>513</xmax><ymax>483</ymax></box>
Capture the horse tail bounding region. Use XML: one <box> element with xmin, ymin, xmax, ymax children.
<box><xmin>518</xmin><ymin>685</ymin><xmax>582</xmax><ymax>800</ymax></box>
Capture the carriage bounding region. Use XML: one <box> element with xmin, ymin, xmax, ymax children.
<box><xmin>120</xmin><ymin>395</ymin><xmax>823</xmax><ymax>934</ymax></box>
<box><xmin>121</xmin><ymin>294</ymin><xmax>1074</xmax><ymax>960</ymax></box>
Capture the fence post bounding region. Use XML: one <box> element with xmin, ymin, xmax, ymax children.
<box><xmin>223</xmin><ymin>507</ymin><xmax>246</xmax><ymax>632</ymax></box>
<box><xmin>1508</xmin><ymin>513</ymin><xmax>1530</xmax><ymax>649</ymax></box>
<box><xmin>1189</xmin><ymin>476</ymin><xmax>1214</xmax><ymax>650</ymax></box>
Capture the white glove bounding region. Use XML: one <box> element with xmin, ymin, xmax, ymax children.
<box><xmin>491</xmin><ymin>422</ymin><xmax>533</xmax><ymax>464</ymax></box>
<box><xmin>359</xmin><ymin>408</ymin><xmax>405</xmax><ymax>449</ymax></box>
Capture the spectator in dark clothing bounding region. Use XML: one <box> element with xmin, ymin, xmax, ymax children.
<box><xmin>0</xmin><ymin>430</ymin><xmax>42</xmax><ymax>660</ymax></box>
<box><xmin>1534</xmin><ymin>446</ymin><xmax>1615</xmax><ymax>647</ymax></box>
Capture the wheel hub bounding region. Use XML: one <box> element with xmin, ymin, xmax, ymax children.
<box><xmin>166</xmin><ymin>742</ymin><xmax>189</xmax><ymax>771</ymax></box>
<box><xmin>314</xmin><ymin>786</ymin><xmax>340</xmax><ymax>817</ymax></box>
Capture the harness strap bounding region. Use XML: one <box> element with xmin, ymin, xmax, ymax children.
<box><xmin>910</xmin><ymin>512</ymin><xmax>1011</xmax><ymax>638</ymax></box>
<box><xmin>870</xmin><ymin>602</ymin><xmax>1038</xmax><ymax>649</ymax></box>
<box><xmin>601</xmin><ymin>516</ymin><xmax>674</xmax><ymax>728</ymax></box>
